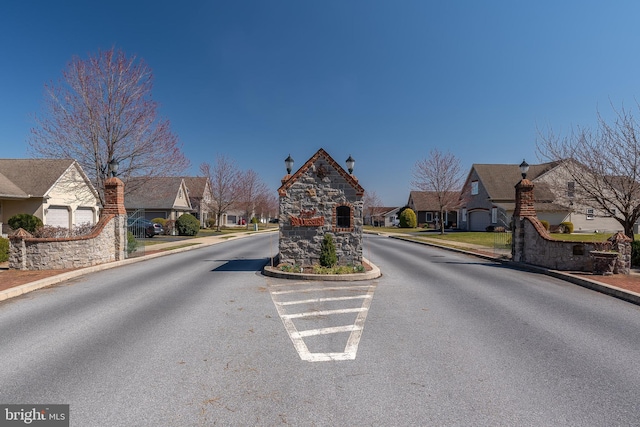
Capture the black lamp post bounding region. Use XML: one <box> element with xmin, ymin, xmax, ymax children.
<box><xmin>346</xmin><ymin>155</ymin><xmax>355</xmax><ymax>174</ymax></box>
<box><xmin>108</xmin><ymin>158</ymin><xmax>119</xmax><ymax>178</ymax></box>
<box><xmin>285</xmin><ymin>154</ymin><xmax>294</xmax><ymax>175</ymax></box>
<box><xmin>519</xmin><ymin>159</ymin><xmax>529</xmax><ymax>179</ymax></box>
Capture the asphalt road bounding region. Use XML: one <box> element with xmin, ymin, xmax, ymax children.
<box><xmin>1</xmin><ymin>233</ymin><xmax>639</xmax><ymax>426</ymax></box>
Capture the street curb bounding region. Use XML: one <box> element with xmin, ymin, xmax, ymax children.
<box><xmin>0</xmin><ymin>231</ymin><xmax>275</xmax><ymax>303</ymax></box>
<box><xmin>387</xmin><ymin>234</ymin><xmax>640</xmax><ymax>306</ymax></box>
<box><xmin>262</xmin><ymin>257</ymin><xmax>381</xmax><ymax>281</ymax></box>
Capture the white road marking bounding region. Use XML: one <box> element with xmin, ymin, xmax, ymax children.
<box><xmin>291</xmin><ymin>324</ymin><xmax>361</xmax><ymax>339</ymax></box>
<box><xmin>270</xmin><ymin>285</ymin><xmax>372</xmax><ymax>295</ymax></box>
<box><xmin>268</xmin><ymin>281</ymin><xmax>377</xmax><ymax>362</ymax></box>
<box><xmin>275</xmin><ymin>295</ymin><xmax>371</xmax><ymax>306</ymax></box>
<box><xmin>281</xmin><ymin>307</ymin><xmax>366</xmax><ymax>319</ymax></box>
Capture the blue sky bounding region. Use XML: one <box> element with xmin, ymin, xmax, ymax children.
<box><xmin>2</xmin><ymin>1</ymin><xmax>640</xmax><ymax>206</ymax></box>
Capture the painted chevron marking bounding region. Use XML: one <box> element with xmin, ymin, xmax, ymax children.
<box><xmin>269</xmin><ymin>281</ymin><xmax>377</xmax><ymax>362</ymax></box>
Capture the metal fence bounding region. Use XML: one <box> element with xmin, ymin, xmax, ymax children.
<box><xmin>493</xmin><ymin>231</ymin><xmax>512</xmax><ymax>258</ymax></box>
<box><xmin>126</xmin><ymin>209</ymin><xmax>146</xmax><ymax>258</ymax></box>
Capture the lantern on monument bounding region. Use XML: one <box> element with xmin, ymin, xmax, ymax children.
<box><xmin>285</xmin><ymin>154</ymin><xmax>294</xmax><ymax>175</ymax></box>
<box><xmin>519</xmin><ymin>159</ymin><xmax>529</xmax><ymax>179</ymax></box>
<box><xmin>108</xmin><ymin>158</ymin><xmax>119</xmax><ymax>178</ymax></box>
<box><xmin>346</xmin><ymin>155</ymin><xmax>355</xmax><ymax>174</ymax></box>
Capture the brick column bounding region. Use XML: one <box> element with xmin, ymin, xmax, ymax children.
<box><xmin>512</xmin><ymin>179</ymin><xmax>535</xmax><ymax>262</ymax></box>
<box><xmin>102</xmin><ymin>177</ymin><xmax>127</xmax><ymax>260</ymax></box>
<box><xmin>103</xmin><ymin>177</ymin><xmax>127</xmax><ymax>216</ymax></box>
<box><xmin>513</xmin><ymin>179</ymin><xmax>535</xmax><ymax>218</ymax></box>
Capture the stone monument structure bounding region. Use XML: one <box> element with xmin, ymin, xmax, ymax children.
<box><xmin>278</xmin><ymin>148</ymin><xmax>365</xmax><ymax>267</ymax></box>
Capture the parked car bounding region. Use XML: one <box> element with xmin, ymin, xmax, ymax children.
<box><xmin>127</xmin><ymin>218</ymin><xmax>163</xmax><ymax>238</ymax></box>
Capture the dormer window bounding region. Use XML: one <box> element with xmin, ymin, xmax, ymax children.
<box><xmin>471</xmin><ymin>181</ymin><xmax>479</xmax><ymax>196</ymax></box>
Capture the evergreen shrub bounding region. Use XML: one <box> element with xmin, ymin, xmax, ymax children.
<box><xmin>7</xmin><ymin>213</ymin><xmax>43</xmax><ymax>233</ymax></box>
<box><xmin>632</xmin><ymin>241</ymin><xmax>640</xmax><ymax>267</ymax></box>
<box><xmin>399</xmin><ymin>208</ymin><xmax>417</xmax><ymax>228</ymax></box>
<box><xmin>319</xmin><ymin>234</ymin><xmax>338</xmax><ymax>267</ymax></box>
<box><xmin>176</xmin><ymin>214</ymin><xmax>200</xmax><ymax>236</ymax></box>
<box><xmin>0</xmin><ymin>237</ymin><xmax>9</xmax><ymax>262</ymax></box>
<box><xmin>560</xmin><ymin>221</ymin><xmax>574</xmax><ymax>233</ymax></box>
<box><xmin>127</xmin><ymin>232</ymin><xmax>138</xmax><ymax>255</ymax></box>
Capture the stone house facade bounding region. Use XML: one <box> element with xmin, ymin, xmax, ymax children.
<box><xmin>278</xmin><ymin>149</ymin><xmax>365</xmax><ymax>266</ymax></box>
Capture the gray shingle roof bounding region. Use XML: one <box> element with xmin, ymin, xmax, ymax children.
<box><xmin>409</xmin><ymin>191</ymin><xmax>460</xmax><ymax>211</ymax></box>
<box><xmin>181</xmin><ymin>177</ymin><xmax>208</xmax><ymax>198</ymax></box>
<box><xmin>124</xmin><ymin>177</ymin><xmax>193</xmax><ymax>210</ymax></box>
<box><xmin>0</xmin><ymin>159</ymin><xmax>76</xmax><ymax>197</ymax></box>
<box><xmin>471</xmin><ymin>162</ymin><xmax>559</xmax><ymax>202</ymax></box>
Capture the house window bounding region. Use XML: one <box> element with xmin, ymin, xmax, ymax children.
<box><xmin>462</xmin><ymin>208</ymin><xmax>467</xmax><ymax>222</ymax></box>
<box><xmin>586</xmin><ymin>208</ymin><xmax>594</xmax><ymax>220</ymax></box>
<box><xmin>491</xmin><ymin>207</ymin><xmax>498</xmax><ymax>224</ymax></box>
<box><xmin>567</xmin><ymin>181</ymin><xmax>575</xmax><ymax>198</ymax></box>
<box><xmin>426</xmin><ymin>212</ymin><xmax>433</xmax><ymax>222</ymax></box>
<box><xmin>336</xmin><ymin>205</ymin><xmax>351</xmax><ymax>228</ymax></box>
<box><xmin>471</xmin><ymin>181</ymin><xmax>479</xmax><ymax>195</ymax></box>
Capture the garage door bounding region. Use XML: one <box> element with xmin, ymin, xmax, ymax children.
<box><xmin>46</xmin><ymin>207</ymin><xmax>70</xmax><ymax>228</ymax></box>
<box><xmin>469</xmin><ymin>210</ymin><xmax>490</xmax><ymax>231</ymax></box>
<box><xmin>74</xmin><ymin>208</ymin><xmax>95</xmax><ymax>226</ymax></box>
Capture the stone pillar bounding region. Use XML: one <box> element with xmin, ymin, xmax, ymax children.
<box><xmin>103</xmin><ymin>177</ymin><xmax>127</xmax><ymax>261</ymax></box>
<box><xmin>512</xmin><ymin>179</ymin><xmax>535</xmax><ymax>262</ymax></box>
<box><xmin>608</xmin><ymin>231</ymin><xmax>632</xmax><ymax>275</ymax></box>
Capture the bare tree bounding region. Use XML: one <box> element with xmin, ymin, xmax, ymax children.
<box><xmin>412</xmin><ymin>149</ymin><xmax>464</xmax><ymax>234</ymax></box>
<box><xmin>362</xmin><ymin>190</ymin><xmax>384</xmax><ymax>226</ymax></box>
<box><xmin>29</xmin><ymin>47</ymin><xmax>189</xmax><ymax>206</ymax></box>
<box><xmin>537</xmin><ymin>104</ymin><xmax>640</xmax><ymax>239</ymax></box>
<box><xmin>236</xmin><ymin>169</ymin><xmax>270</xmax><ymax>229</ymax></box>
<box><xmin>200</xmin><ymin>155</ymin><xmax>241</xmax><ymax>232</ymax></box>
<box><xmin>254</xmin><ymin>192</ymin><xmax>278</xmax><ymax>224</ymax></box>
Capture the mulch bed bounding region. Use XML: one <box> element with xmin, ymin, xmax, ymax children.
<box><xmin>573</xmin><ymin>273</ymin><xmax>640</xmax><ymax>294</ymax></box>
<box><xmin>0</xmin><ymin>268</ymin><xmax>75</xmax><ymax>291</ymax></box>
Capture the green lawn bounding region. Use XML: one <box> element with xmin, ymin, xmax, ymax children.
<box><xmin>365</xmin><ymin>226</ymin><xmax>613</xmax><ymax>248</ymax></box>
<box><xmin>422</xmin><ymin>231</ymin><xmax>610</xmax><ymax>247</ymax></box>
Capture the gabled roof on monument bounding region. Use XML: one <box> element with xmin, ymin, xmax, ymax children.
<box><xmin>278</xmin><ymin>148</ymin><xmax>365</xmax><ymax>197</ymax></box>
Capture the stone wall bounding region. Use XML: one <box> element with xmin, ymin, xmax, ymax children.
<box><xmin>513</xmin><ymin>216</ymin><xmax>598</xmax><ymax>271</ymax></box>
<box><xmin>279</xmin><ymin>151</ymin><xmax>364</xmax><ymax>266</ymax></box>
<box><xmin>8</xmin><ymin>177</ymin><xmax>128</xmax><ymax>271</ymax></box>
<box><xmin>511</xmin><ymin>178</ymin><xmax>631</xmax><ymax>274</ymax></box>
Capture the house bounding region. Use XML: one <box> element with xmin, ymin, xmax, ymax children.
<box><xmin>124</xmin><ymin>177</ymin><xmax>193</xmax><ymax>221</ymax></box>
<box><xmin>407</xmin><ymin>191</ymin><xmax>459</xmax><ymax>228</ymax></box>
<box><xmin>278</xmin><ymin>148</ymin><xmax>365</xmax><ymax>266</ymax></box>
<box><xmin>182</xmin><ymin>177</ymin><xmax>212</xmax><ymax>227</ymax></box>
<box><xmin>458</xmin><ymin>161</ymin><xmax>622</xmax><ymax>232</ymax></box>
<box><xmin>0</xmin><ymin>159</ymin><xmax>99</xmax><ymax>233</ymax></box>
<box><xmin>364</xmin><ymin>206</ymin><xmax>401</xmax><ymax>227</ymax></box>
